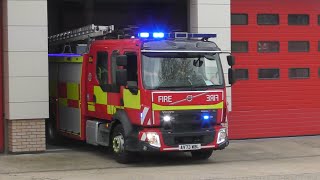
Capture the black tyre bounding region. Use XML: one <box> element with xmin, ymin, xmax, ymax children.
<box><xmin>111</xmin><ymin>124</ymin><xmax>135</xmax><ymax>164</ymax></box>
<box><xmin>191</xmin><ymin>149</ymin><xmax>214</xmax><ymax>160</ymax></box>
<box><xmin>46</xmin><ymin>119</ymin><xmax>60</xmax><ymax>144</ymax></box>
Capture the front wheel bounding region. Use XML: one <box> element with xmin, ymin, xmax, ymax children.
<box><xmin>191</xmin><ymin>149</ymin><xmax>214</xmax><ymax>160</ymax></box>
<box><xmin>111</xmin><ymin>124</ymin><xmax>135</xmax><ymax>164</ymax></box>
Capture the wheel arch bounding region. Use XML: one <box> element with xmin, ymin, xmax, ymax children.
<box><xmin>111</xmin><ymin>109</ymin><xmax>133</xmax><ymax>137</ymax></box>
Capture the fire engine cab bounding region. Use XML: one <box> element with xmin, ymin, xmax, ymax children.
<box><xmin>47</xmin><ymin>25</ymin><xmax>236</xmax><ymax>163</ymax></box>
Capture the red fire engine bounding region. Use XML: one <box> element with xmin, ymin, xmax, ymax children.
<box><xmin>47</xmin><ymin>25</ymin><xmax>236</xmax><ymax>163</ymax></box>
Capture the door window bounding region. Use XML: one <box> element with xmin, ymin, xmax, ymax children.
<box><xmin>288</xmin><ymin>41</ymin><xmax>309</xmax><ymax>52</ymax></box>
<box><xmin>257</xmin><ymin>14</ymin><xmax>279</xmax><ymax>25</ymax></box>
<box><xmin>232</xmin><ymin>41</ymin><xmax>248</xmax><ymax>53</ymax></box>
<box><xmin>235</xmin><ymin>69</ymin><xmax>249</xmax><ymax>80</ymax></box>
<box><xmin>231</xmin><ymin>14</ymin><xmax>248</xmax><ymax>25</ymax></box>
<box><xmin>258</xmin><ymin>41</ymin><xmax>280</xmax><ymax>53</ymax></box>
<box><xmin>288</xmin><ymin>14</ymin><xmax>309</xmax><ymax>25</ymax></box>
<box><xmin>126</xmin><ymin>52</ymin><xmax>138</xmax><ymax>82</ymax></box>
<box><xmin>96</xmin><ymin>51</ymin><xmax>108</xmax><ymax>85</ymax></box>
<box><xmin>258</xmin><ymin>69</ymin><xmax>280</xmax><ymax>79</ymax></box>
<box><xmin>289</xmin><ymin>68</ymin><xmax>310</xmax><ymax>79</ymax></box>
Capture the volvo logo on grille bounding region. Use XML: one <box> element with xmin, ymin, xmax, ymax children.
<box><xmin>186</xmin><ymin>95</ymin><xmax>193</xmax><ymax>102</ymax></box>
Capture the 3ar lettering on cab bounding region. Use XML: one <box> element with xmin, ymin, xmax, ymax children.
<box><xmin>206</xmin><ymin>95</ymin><xmax>219</xmax><ymax>102</ymax></box>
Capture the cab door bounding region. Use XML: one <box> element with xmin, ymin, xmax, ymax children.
<box><xmin>86</xmin><ymin>45</ymin><xmax>112</xmax><ymax>119</ymax></box>
<box><xmin>120</xmin><ymin>50</ymin><xmax>142</xmax><ymax>126</ymax></box>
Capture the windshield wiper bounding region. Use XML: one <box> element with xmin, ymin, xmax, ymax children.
<box><xmin>154</xmin><ymin>86</ymin><xmax>172</xmax><ymax>90</ymax></box>
<box><xmin>154</xmin><ymin>86</ymin><xmax>212</xmax><ymax>91</ymax></box>
<box><xmin>195</xmin><ymin>85</ymin><xmax>223</xmax><ymax>89</ymax></box>
<box><xmin>154</xmin><ymin>86</ymin><xmax>192</xmax><ymax>91</ymax></box>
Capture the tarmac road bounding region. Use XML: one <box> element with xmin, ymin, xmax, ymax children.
<box><xmin>0</xmin><ymin>136</ymin><xmax>320</xmax><ymax>180</ymax></box>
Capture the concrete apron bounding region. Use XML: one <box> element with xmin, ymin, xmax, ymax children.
<box><xmin>0</xmin><ymin>136</ymin><xmax>319</xmax><ymax>175</ymax></box>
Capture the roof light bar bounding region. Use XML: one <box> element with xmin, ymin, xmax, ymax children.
<box><xmin>139</xmin><ymin>32</ymin><xmax>150</xmax><ymax>38</ymax></box>
<box><xmin>153</xmin><ymin>32</ymin><xmax>165</xmax><ymax>38</ymax></box>
<box><xmin>138</xmin><ymin>32</ymin><xmax>216</xmax><ymax>40</ymax></box>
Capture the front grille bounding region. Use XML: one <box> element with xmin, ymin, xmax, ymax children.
<box><xmin>160</xmin><ymin>110</ymin><xmax>217</xmax><ymax>133</ymax></box>
<box><xmin>175</xmin><ymin>136</ymin><xmax>203</xmax><ymax>144</ymax></box>
<box><xmin>162</xmin><ymin>131</ymin><xmax>215</xmax><ymax>146</ymax></box>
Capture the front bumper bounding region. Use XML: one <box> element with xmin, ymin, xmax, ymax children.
<box><xmin>125</xmin><ymin>127</ymin><xmax>229</xmax><ymax>152</ymax></box>
<box><xmin>130</xmin><ymin>138</ymin><xmax>229</xmax><ymax>152</ymax></box>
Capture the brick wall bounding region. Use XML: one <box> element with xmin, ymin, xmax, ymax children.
<box><xmin>8</xmin><ymin>119</ymin><xmax>46</xmax><ymax>153</ymax></box>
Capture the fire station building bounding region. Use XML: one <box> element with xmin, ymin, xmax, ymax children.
<box><xmin>0</xmin><ymin>0</ymin><xmax>319</xmax><ymax>153</ymax></box>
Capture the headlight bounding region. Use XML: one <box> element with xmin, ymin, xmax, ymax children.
<box><xmin>162</xmin><ymin>115</ymin><xmax>173</xmax><ymax>122</ymax></box>
<box><xmin>163</xmin><ymin>115</ymin><xmax>171</xmax><ymax>122</ymax></box>
<box><xmin>217</xmin><ymin>128</ymin><xmax>227</xmax><ymax>144</ymax></box>
<box><xmin>146</xmin><ymin>132</ymin><xmax>161</xmax><ymax>147</ymax></box>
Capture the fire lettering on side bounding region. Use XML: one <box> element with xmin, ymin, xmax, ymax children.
<box><xmin>206</xmin><ymin>95</ymin><xmax>219</xmax><ymax>102</ymax></box>
<box><xmin>158</xmin><ymin>96</ymin><xmax>172</xmax><ymax>103</ymax></box>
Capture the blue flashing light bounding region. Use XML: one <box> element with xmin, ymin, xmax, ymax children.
<box><xmin>139</xmin><ymin>32</ymin><xmax>150</xmax><ymax>38</ymax></box>
<box><xmin>203</xmin><ymin>115</ymin><xmax>210</xmax><ymax>120</ymax></box>
<box><xmin>153</xmin><ymin>32</ymin><xmax>165</xmax><ymax>38</ymax></box>
<box><xmin>48</xmin><ymin>53</ymin><xmax>82</xmax><ymax>57</ymax></box>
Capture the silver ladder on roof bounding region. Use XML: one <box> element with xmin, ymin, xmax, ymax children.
<box><xmin>48</xmin><ymin>24</ymin><xmax>115</xmax><ymax>45</ymax></box>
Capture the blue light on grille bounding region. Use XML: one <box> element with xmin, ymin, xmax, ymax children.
<box><xmin>203</xmin><ymin>115</ymin><xmax>210</xmax><ymax>120</ymax></box>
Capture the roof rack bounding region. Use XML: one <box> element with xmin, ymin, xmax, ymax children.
<box><xmin>48</xmin><ymin>24</ymin><xmax>217</xmax><ymax>46</ymax></box>
<box><xmin>48</xmin><ymin>24</ymin><xmax>115</xmax><ymax>45</ymax></box>
<box><xmin>167</xmin><ymin>32</ymin><xmax>217</xmax><ymax>39</ymax></box>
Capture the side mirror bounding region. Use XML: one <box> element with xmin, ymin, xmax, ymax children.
<box><xmin>193</xmin><ymin>59</ymin><xmax>204</xmax><ymax>67</ymax></box>
<box><xmin>227</xmin><ymin>55</ymin><xmax>235</xmax><ymax>67</ymax></box>
<box><xmin>127</xmin><ymin>81</ymin><xmax>138</xmax><ymax>95</ymax></box>
<box><xmin>116</xmin><ymin>69</ymin><xmax>127</xmax><ymax>86</ymax></box>
<box><xmin>116</xmin><ymin>55</ymin><xmax>127</xmax><ymax>66</ymax></box>
<box><xmin>228</xmin><ymin>68</ymin><xmax>236</xmax><ymax>85</ymax></box>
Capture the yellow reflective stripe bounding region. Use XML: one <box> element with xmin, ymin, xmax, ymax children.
<box><xmin>49</xmin><ymin>56</ymin><xmax>83</xmax><ymax>63</ymax></box>
<box><xmin>107</xmin><ymin>105</ymin><xmax>113</xmax><ymax>115</ymax></box>
<box><xmin>59</xmin><ymin>98</ymin><xmax>68</xmax><ymax>107</ymax></box>
<box><xmin>87</xmin><ymin>102</ymin><xmax>95</xmax><ymax>105</ymax></box>
<box><xmin>49</xmin><ymin>80</ymin><xmax>58</xmax><ymax>97</ymax></box>
<box><xmin>107</xmin><ymin>105</ymin><xmax>124</xmax><ymax>115</ymax></box>
<box><xmin>88</xmin><ymin>104</ymin><xmax>95</xmax><ymax>111</ymax></box>
<box><xmin>123</xmin><ymin>89</ymin><xmax>140</xmax><ymax>109</ymax></box>
<box><xmin>87</xmin><ymin>101</ymin><xmax>95</xmax><ymax>111</ymax></box>
<box><xmin>152</xmin><ymin>102</ymin><xmax>224</xmax><ymax>111</ymax></box>
<box><xmin>115</xmin><ymin>106</ymin><xmax>124</xmax><ymax>109</ymax></box>
<box><xmin>67</xmin><ymin>83</ymin><xmax>79</xmax><ymax>100</ymax></box>
<box><xmin>94</xmin><ymin>86</ymin><xmax>107</xmax><ymax>105</ymax></box>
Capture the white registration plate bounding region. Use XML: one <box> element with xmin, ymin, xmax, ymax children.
<box><xmin>178</xmin><ymin>144</ymin><xmax>201</xmax><ymax>151</ymax></box>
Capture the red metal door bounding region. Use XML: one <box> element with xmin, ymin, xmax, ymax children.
<box><xmin>229</xmin><ymin>0</ymin><xmax>320</xmax><ymax>139</ymax></box>
<box><xmin>0</xmin><ymin>0</ymin><xmax>4</xmax><ymax>152</ymax></box>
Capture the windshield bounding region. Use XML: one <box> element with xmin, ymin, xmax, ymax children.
<box><xmin>142</xmin><ymin>53</ymin><xmax>224</xmax><ymax>90</ymax></box>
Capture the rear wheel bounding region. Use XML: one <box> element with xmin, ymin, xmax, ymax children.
<box><xmin>46</xmin><ymin>119</ymin><xmax>60</xmax><ymax>144</ymax></box>
<box><xmin>111</xmin><ymin>124</ymin><xmax>135</xmax><ymax>164</ymax></box>
<box><xmin>191</xmin><ymin>149</ymin><xmax>214</xmax><ymax>160</ymax></box>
